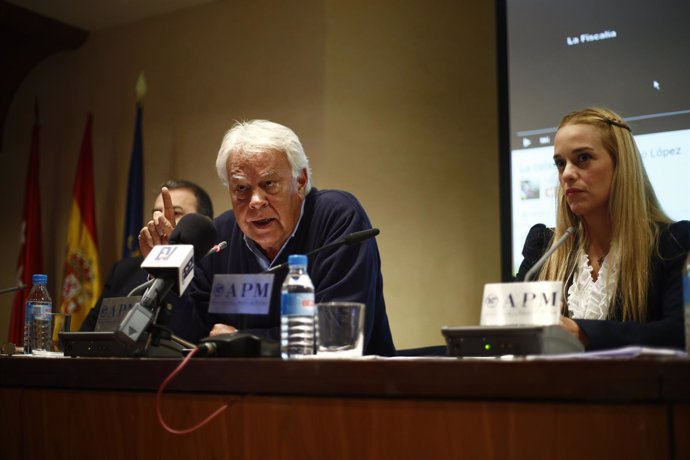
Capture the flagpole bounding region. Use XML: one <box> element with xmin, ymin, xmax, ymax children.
<box><xmin>121</xmin><ymin>71</ymin><xmax>146</xmax><ymax>258</ymax></box>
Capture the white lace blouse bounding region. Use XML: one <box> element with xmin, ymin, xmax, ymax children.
<box><xmin>566</xmin><ymin>253</ymin><xmax>617</xmax><ymax>320</ymax></box>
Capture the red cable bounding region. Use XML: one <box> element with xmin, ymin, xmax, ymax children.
<box><xmin>155</xmin><ymin>347</ymin><xmax>230</xmax><ymax>435</ymax></box>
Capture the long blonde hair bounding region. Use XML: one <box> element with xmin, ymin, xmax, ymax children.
<box><xmin>538</xmin><ymin>107</ymin><xmax>671</xmax><ymax>321</ymax></box>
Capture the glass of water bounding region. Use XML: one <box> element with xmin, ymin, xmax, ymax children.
<box><xmin>316</xmin><ymin>302</ymin><xmax>365</xmax><ymax>358</ymax></box>
<box><xmin>33</xmin><ymin>312</ymin><xmax>71</xmax><ymax>355</ymax></box>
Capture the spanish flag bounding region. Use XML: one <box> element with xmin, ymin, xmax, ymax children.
<box><xmin>60</xmin><ymin>115</ymin><xmax>101</xmax><ymax>331</ymax></box>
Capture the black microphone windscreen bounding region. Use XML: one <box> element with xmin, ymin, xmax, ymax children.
<box><xmin>169</xmin><ymin>213</ymin><xmax>218</xmax><ymax>261</ymax></box>
<box><xmin>522</xmin><ymin>224</ymin><xmax>549</xmax><ymax>264</ymax></box>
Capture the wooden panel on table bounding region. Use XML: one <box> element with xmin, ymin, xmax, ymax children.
<box><xmin>238</xmin><ymin>396</ymin><xmax>668</xmax><ymax>460</ymax></box>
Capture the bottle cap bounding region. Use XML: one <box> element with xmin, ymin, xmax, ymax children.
<box><xmin>32</xmin><ymin>274</ymin><xmax>48</xmax><ymax>284</ymax></box>
<box><xmin>287</xmin><ymin>254</ymin><xmax>308</xmax><ymax>267</ymax></box>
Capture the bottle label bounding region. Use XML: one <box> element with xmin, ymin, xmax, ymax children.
<box><xmin>281</xmin><ymin>293</ymin><xmax>315</xmax><ymax>316</ymax></box>
<box><xmin>28</xmin><ymin>303</ymin><xmax>53</xmax><ymax>318</ymax></box>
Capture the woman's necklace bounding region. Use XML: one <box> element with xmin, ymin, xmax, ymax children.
<box><xmin>588</xmin><ymin>245</ymin><xmax>609</xmax><ymax>268</ymax></box>
<box><xmin>588</xmin><ymin>253</ymin><xmax>606</xmax><ymax>283</ymax></box>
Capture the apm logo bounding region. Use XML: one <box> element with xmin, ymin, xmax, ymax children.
<box><xmin>502</xmin><ymin>292</ymin><xmax>559</xmax><ymax>309</ymax></box>
<box><xmin>221</xmin><ymin>282</ymin><xmax>272</xmax><ymax>299</ymax></box>
<box><xmin>208</xmin><ymin>274</ymin><xmax>276</xmax><ymax>315</ymax></box>
<box><xmin>484</xmin><ymin>291</ymin><xmax>559</xmax><ymax>309</ymax></box>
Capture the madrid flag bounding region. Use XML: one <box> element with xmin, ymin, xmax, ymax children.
<box><xmin>8</xmin><ymin>110</ymin><xmax>44</xmax><ymax>344</ymax></box>
<box><xmin>60</xmin><ymin>115</ymin><xmax>101</xmax><ymax>330</ymax></box>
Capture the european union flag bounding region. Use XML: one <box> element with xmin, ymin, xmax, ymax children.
<box><xmin>122</xmin><ymin>102</ymin><xmax>143</xmax><ymax>258</ymax></box>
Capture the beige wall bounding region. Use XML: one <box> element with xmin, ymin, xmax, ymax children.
<box><xmin>0</xmin><ymin>0</ymin><xmax>500</xmax><ymax>350</ymax></box>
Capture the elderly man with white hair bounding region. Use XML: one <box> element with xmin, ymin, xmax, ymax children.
<box><xmin>143</xmin><ymin>120</ymin><xmax>395</xmax><ymax>356</ymax></box>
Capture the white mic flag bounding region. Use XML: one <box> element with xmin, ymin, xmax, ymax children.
<box><xmin>141</xmin><ymin>244</ymin><xmax>194</xmax><ymax>296</ymax></box>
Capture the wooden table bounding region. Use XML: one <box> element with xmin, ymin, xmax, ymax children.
<box><xmin>1</xmin><ymin>355</ymin><xmax>688</xmax><ymax>460</ymax></box>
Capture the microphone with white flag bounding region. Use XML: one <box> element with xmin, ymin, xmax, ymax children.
<box><xmin>116</xmin><ymin>214</ymin><xmax>217</xmax><ymax>344</ymax></box>
<box><xmin>139</xmin><ymin>213</ymin><xmax>217</xmax><ymax>308</ymax></box>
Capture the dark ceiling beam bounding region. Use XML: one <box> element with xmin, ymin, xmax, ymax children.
<box><xmin>0</xmin><ymin>1</ymin><xmax>88</xmax><ymax>150</ymax></box>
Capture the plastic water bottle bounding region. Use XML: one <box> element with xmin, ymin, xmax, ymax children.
<box><xmin>281</xmin><ymin>254</ymin><xmax>315</xmax><ymax>359</ymax></box>
<box><xmin>683</xmin><ymin>254</ymin><xmax>690</xmax><ymax>352</ymax></box>
<box><xmin>23</xmin><ymin>274</ymin><xmax>53</xmax><ymax>355</ymax></box>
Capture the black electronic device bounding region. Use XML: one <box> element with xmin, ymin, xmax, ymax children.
<box><xmin>59</xmin><ymin>331</ymin><xmax>185</xmax><ymax>358</ymax></box>
<box><xmin>441</xmin><ymin>325</ymin><xmax>584</xmax><ymax>357</ymax></box>
<box><xmin>197</xmin><ymin>332</ymin><xmax>280</xmax><ymax>358</ymax></box>
<box><xmin>59</xmin><ymin>331</ymin><xmax>140</xmax><ymax>357</ymax></box>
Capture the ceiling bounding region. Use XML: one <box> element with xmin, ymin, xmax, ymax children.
<box><xmin>1</xmin><ymin>0</ymin><xmax>217</xmax><ymax>148</ymax></box>
<box><xmin>5</xmin><ymin>0</ymin><xmax>217</xmax><ymax>31</ymax></box>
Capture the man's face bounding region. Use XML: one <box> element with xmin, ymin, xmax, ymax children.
<box><xmin>227</xmin><ymin>150</ymin><xmax>307</xmax><ymax>260</ymax></box>
<box><xmin>153</xmin><ymin>188</ymin><xmax>199</xmax><ymax>223</ymax></box>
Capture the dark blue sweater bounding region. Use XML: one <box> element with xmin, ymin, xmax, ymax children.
<box><xmin>188</xmin><ymin>188</ymin><xmax>396</xmax><ymax>356</ymax></box>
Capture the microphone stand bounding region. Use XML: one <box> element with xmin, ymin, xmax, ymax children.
<box><xmin>144</xmin><ymin>302</ymin><xmax>197</xmax><ymax>354</ymax></box>
<box><xmin>129</xmin><ymin>242</ymin><xmax>229</xmax><ymax>355</ymax></box>
<box><xmin>139</xmin><ymin>279</ymin><xmax>199</xmax><ymax>356</ymax></box>
<box><xmin>0</xmin><ymin>284</ymin><xmax>25</xmax><ymax>295</ymax></box>
<box><xmin>263</xmin><ymin>228</ymin><xmax>380</xmax><ymax>274</ymax></box>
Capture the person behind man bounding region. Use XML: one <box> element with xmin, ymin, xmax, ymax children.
<box><xmin>81</xmin><ymin>179</ymin><xmax>214</xmax><ymax>343</ymax></box>
<box><xmin>139</xmin><ymin>120</ymin><xmax>396</xmax><ymax>356</ymax></box>
<box><xmin>516</xmin><ymin>107</ymin><xmax>690</xmax><ymax>350</ymax></box>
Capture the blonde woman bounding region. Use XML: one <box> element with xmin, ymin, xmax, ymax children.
<box><xmin>516</xmin><ymin>107</ymin><xmax>690</xmax><ymax>350</ymax></box>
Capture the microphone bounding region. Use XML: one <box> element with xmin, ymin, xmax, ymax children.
<box><xmin>263</xmin><ymin>228</ymin><xmax>380</xmax><ymax>274</ymax></box>
<box><xmin>524</xmin><ymin>226</ymin><xmax>576</xmax><ymax>282</ymax></box>
<box><xmin>0</xmin><ymin>282</ymin><xmax>26</xmax><ymax>295</ymax></box>
<box><xmin>205</xmin><ymin>241</ymin><xmax>227</xmax><ymax>257</ymax></box>
<box><xmin>117</xmin><ymin>214</ymin><xmax>217</xmax><ymax>344</ymax></box>
<box><xmin>140</xmin><ymin>214</ymin><xmax>218</xmax><ymax>308</ymax></box>
<box><xmin>126</xmin><ymin>240</ymin><xmax>228</xmax><ymax>297</ymax></box>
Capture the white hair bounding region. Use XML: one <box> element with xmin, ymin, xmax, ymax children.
<box><xmin>216</xmin><ymin>120</ymin><xmax>312</xmax><ymax>193</ymax></box>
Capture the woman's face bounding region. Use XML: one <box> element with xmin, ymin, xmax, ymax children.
<box><xmin>553</xmin><ymin>123</ymin><xmax>614</xmax><ymax>221</ymax></box>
